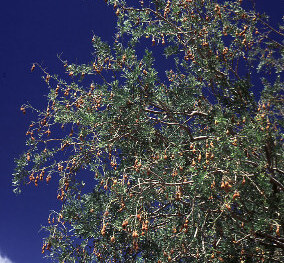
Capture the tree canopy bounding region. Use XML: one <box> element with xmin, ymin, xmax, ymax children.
<box><xmin>14</xmin><ymin>0</ymin><xmax>283</xmax><ymax>262</ymax></box>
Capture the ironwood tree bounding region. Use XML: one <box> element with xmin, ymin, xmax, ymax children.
<box><xmin>14</xmin><ymin>0</ymin><xmax>283</xmax><ymax>262</ymax></box>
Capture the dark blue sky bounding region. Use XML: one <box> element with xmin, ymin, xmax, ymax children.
<box><xmin>0</xmin><ymin>1</ymin><xmax>282</xmax><ymax>262</ymax></box>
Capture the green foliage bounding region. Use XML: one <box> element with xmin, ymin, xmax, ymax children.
<box><xmin>14</xmin><ymin>0</ymin><xmax>283</xmax><ymax>262</ymax></box>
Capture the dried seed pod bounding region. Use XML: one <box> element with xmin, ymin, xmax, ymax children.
<box><xmin>20</xmin><ymin>106</ymin><xmax>26</xmax><ymax>114</ymax></box>
<box><xmin>31</xmin><ymin>64</ymin><xmax>35</xmax><ymax>72</ymax></box>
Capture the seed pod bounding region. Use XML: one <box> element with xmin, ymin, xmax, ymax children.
<box><xmin>101</xmin><ymin>224</ymin><xmax>106</xmax><ymax>236</ymax></box>
<box><xmin>233</xmin><ymin>191</ymin><xmax>240</xmax><ymax>199</ymax></box>
<box><xmin>225</xmin><ymin>204</ymin><xmax>231</xmax><ymax>210</ymax></box>
<box><xmin>46</xmin><ymin>74</ymin><xmax>50</xmax><ymax>82</ymax></box>
<box><xmin>122</xmin><ymin>220</ymin><xmax>128</xmax><ymax>228</ymax></box>
<box><xmin>137</xmin><ymin>214</ymin><xmax>142</xmax><ymax>221</ymax></box>
<box><xmin>276</xmin><ymin>225</ymin><xmax>280</xmax><ymax>236</ymax></box>
<box><xmin>152</xmin><ymin>36</ymin><xmax>156</xmax><ymax>46</ymax></box>
<box><xmin>31</xmin><ymin>64</ymin><xmax>36</xmax><ymax>72</ymax></box>
<box><xmin>162</xmin><ymin>35</ymin><xmax>165</xmax><ymax>45</ymax></box>
<box><xmin>198</xmin><ymin>153</ymin><xmax>202</xmax><ymax>162</ymax></box>
<box><xmin>20</xmin><ymin>106</ymin><xmax>26</xmax><ymax>114</ymax></box>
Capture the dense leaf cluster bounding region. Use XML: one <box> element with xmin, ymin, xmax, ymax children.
<box><xmin>14</xmin><ymin>0</ymin><xmax>283</xmax><ymax>262</ymax></box>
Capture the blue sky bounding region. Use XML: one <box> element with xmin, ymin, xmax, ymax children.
<box><xmin>0</xmin><ymin>0</ymin><xmax>282</xmax><ymax>262</ymax></box>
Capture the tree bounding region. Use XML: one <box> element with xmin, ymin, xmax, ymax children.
<box><xmin>14</xmin><ymin>0</ymin><xmax>283</xmax><ymax>262</ymax></box>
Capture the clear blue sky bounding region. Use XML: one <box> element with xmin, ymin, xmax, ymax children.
<box><xmin>0</xmin><ymin>1</ymin><xmax>282</xmax><ymax>262</ymax></box>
